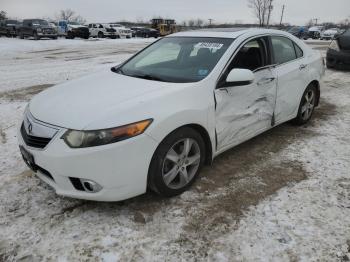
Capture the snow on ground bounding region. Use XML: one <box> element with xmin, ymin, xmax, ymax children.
<box><xmin>0</xmin><ymin>37</ymin><xmax>155</xmax><ymax>92</ymax></box>
<box><xmin>0</xmin><ymin>38</ymin><xmax>350</xmax><ymax>261</ymax></box>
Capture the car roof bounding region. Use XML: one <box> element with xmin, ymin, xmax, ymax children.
<box><xmin>168</xmin><ymin>28</ymin><xmax>291</xmax><ymax>39</ymax></box>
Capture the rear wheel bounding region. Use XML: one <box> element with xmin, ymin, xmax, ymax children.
<box><xmin>97</xmin><ymin>31</ymin><xmax>104</xmax><ymax>38</ymax></box>
<box><xmin>293</xmin><ymin>85</ymin><xmax>317</xmax><ymax>125</ymax></box>
<box><xmin>148</xmin><ymin>127</ymin><xmax>205</xmax><ymax>197</ymax></box>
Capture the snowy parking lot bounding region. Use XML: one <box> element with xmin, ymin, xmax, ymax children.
<box><xmin>0</xmin><ymin>38</ymin><xmax>350</xmax><ymax>261</ymax></box>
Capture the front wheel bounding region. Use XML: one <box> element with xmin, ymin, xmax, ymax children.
<box><xmin>148</xmin><ymin>127</ymin><xmax>205</xmax><ymax>197</ymax></box>
<box><xmin>33</xmin><ymin>31</ymin><xmax>40</xmax><ymax>40</ymax></box>
<box><xmin>293</xmin><ymin>85</ymin><xmax>317</xmax><ymax>125</ymax></box>
<box><xmin>97</xmin><ymin>31</ymin><xmax>104</xmax><ymax>38</ymax></box>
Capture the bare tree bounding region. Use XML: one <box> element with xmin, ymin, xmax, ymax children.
<box><xmin>196</xmin><ymin>18</ymin><xmax>204</xmax><ymax>27</ymax></box>
<box><xmin>0</xmin><ymin>10</ymin><xmax>7</xmax><ymax>20</ymax></box>
<box><xmin>247</xmin><ymin>0</ymin><xmax>271</xmax><ymax>27</ymax></box>
<box><xmin>188</xmin><ymin>19</ymin><xmax>195</xmax><ymax>27</ymax></box>
<box><xmin>306</xmin><ymin>19</ymin><xmax>314</xmax><ymax>27</ymax></box>
<box><xmin>58</xmin><ymin>9</ymin><xmax>75</xmax><ymax>21</ymax></box>
<box><xmin>56</xmin><ymin>9</ymin><xmax>86</xmax><ymax>24</ymax></box>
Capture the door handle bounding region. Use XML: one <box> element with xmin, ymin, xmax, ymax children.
<box><xmin>299</xmin><ymin>64</ymin><xmax>307</xmax><ymax>70</ymax></box>
<box><xmin>257</xmin><ymin>77</ymin><xmax>276</xmax><ymax>86</ymax></box>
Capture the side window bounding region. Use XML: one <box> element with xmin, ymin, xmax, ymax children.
<box><xmin>294</xmin><ymin>43</ymin><xmax>303</xmax><ymax>58</ymax></box>
<box><xmin>271</xmin><ymin>36</ymin><xmax>297</xmax><ymax>64</ymax></box>
<box><xmin>229</xmin><ymin>37</ymin><xmax>269</xmax><ymax>71</ymax></box>
<box><xmin>93</xmin><ymin>24</ymin><xmax>97</xmax><ymax>28</ymax></box>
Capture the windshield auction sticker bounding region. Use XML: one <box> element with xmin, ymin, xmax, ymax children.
<box><xmin>195</xmin><ymin>42</ymin><xmax>224</xmax><ymax>50</ymax></box>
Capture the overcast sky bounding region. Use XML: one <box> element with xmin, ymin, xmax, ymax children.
<box><xmin>2</xmin><ymin>0</ymin><xmax>349</xmax><ymax>25</ymax></box>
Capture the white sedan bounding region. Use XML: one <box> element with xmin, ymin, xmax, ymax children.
<box><xmin>18</xmin><ymin>29</ymin><xmax>325</xmax><ymax>201</ymax></box>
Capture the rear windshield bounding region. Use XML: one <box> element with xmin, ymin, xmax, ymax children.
<box><xmin>117</xmin><ymin>37</ymin><xmax>234</xmax><ymax>83</ymax></box>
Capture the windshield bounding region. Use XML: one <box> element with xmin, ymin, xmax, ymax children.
<box><xmin>116</xmin><ymin>37</ymin><xmax>234</xmax><ymax>83</ymax></box>
<box><xmin>32</xmin><ymin>20</ymin><xmax>48</xmax><ymax>26</ymax></box>
<box><xmin>6</xmin><ymin>20</ymin><xmax>17</xmax><ymax>25</ymax></box>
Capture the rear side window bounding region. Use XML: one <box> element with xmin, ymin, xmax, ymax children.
<box><xmin>271</xmin><ymin>36</ymin><xmax>297</xmax><ymax>64</ymax></box>
<box><xmin>294</xmin><ymin>43</ymin><xmax>303</xmax><ymax>58</ymax></box>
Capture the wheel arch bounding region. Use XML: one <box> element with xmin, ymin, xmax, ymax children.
<box><xmin>309</xmin><ymin>80</ymin><xmax>320</xmax><ymax>106</ymax></box>
<box><xmin>183</xmin><ymin>124</ymin><xmax>213</xmax><ymax>165</ymax></box>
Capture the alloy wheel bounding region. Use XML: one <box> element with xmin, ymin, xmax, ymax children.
<box><xmin>301</xmin><ymin>89</ymin><xmax>315</xmax><ymax>121</ymax></box>
<box><xmin>162</xmin><ymin>138</ymin><xmax>201</xmax><ymax>190</ymax></box>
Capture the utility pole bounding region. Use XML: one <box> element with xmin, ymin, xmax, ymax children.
<box><xmin>267</xmin><ymin>0</ymin><xmax>273</xmax><ymax>28</ymax></box>
<box><xmin>208</xmin><ymin>18</ymin><xmax>213</xmax><ymax>27</ymax></box>
<box><xmin>279</xmin><ymin>4</ymin><xmax>285</xmax><ymax>27</ymax></box>
<box><xmin>314</xmin><ymin>18</ymin><xmax>319</xmax><ymax>25</ymax></box>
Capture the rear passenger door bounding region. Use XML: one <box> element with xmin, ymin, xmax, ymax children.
<box><xmin>270</xmin><ymin>35</ymin><xmax>308</xmax><ymax>123</ymax></box>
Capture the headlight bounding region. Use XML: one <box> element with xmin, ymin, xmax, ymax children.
<box><xmin>329</xmin><ymin>40</ymin><xmax>340</xmax><ymax>52</ymax></box>
<box><xmin>62</xmin><ymin>119</ymin><xmax>153</xmax><ymax>148</ymax></box>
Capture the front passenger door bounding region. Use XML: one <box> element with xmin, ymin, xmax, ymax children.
<box><xmin>214</xmin><ymin>37</ymin><xmax>277</xmax><ymax>151</ymax></box>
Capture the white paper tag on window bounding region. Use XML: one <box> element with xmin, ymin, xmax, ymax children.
<box><xmin>195</xmin><ymin>42</ymin><xmax>224</xmax><ymax>50</ymax></box>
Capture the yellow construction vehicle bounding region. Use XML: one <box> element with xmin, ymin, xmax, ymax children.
<box><xmin>151</xmin><ymin>19</ymin><xmax>178</xmax><ymax>36</ymax></box>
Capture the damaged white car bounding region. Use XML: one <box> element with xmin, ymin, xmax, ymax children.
<box><xmin>18</xmin><ymin>29</ymin><xmax>325</xmax><ymax>201</ymax></box>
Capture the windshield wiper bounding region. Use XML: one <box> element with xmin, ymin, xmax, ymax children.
<box><xmin>130</xmin><ymin>73</ymin><xmax>167</xmax><ymax>82</ymax></box>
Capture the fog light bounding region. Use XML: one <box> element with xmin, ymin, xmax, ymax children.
<box><xmin>80</xmin><ymin>179</ymin><xmax>102</xmax><ymax>193</ymax></box>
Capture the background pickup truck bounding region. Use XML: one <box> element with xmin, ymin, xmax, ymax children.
<box><xmin>17</xmin><ymin>19</ymin><xmax>58</xmax><ymax>40</ymax></box>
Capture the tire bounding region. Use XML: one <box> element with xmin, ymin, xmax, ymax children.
<box><xmin>292</xmin><ymin>84</ymin><xmax>317</xmax><ymax>125</ymax></box>
<box><xmin>148</xmin><ymin>127</ymin><xmax>205</xmax><ymax>197</ymax></box>
<box><xmin>20</xmin><ymin>33</ymin><xmax>24</xmax><ymax>39</ymax></box>
<box><xmin>33</xmin><ymin>31</ymin><xmax>39</xmax><ymax>40</ymax></box>
<box><xmin>97</xmin><ymin>31</ymin><xmax>104</xmax><ymax>38</ymax></box>
<box><xmin>66</xmin><ymin>31</ymin><xmax>74</xmax><ymax>39</ymax></box>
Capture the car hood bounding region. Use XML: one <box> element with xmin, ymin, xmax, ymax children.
<box><xmin>29</xmin><ymin>70</ymin><xmax>188</xmax><ymax>130</ymax></box>
<box><xmin>323</xmin><ymin>30</ymin><xmax>337</xmax><ymax>34</ymax></box>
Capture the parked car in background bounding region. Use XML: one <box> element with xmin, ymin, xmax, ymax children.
<box><xmin>134</xmin><ymin>27</ymin><xmax>160</xmax><ymax>38</ymax></box>
<box><xmin>88</xmin><ymin>23</ymin><xmax>117</xmax><ymax>39</ymax></box>
<box><xmin>302</xmin><ymin>26</ymin><xmax>324</xmax><ymax>40</ymax></box>
<box><xmin>66</xmin><ymin>22</ymin><xmax>89</xmax><ymax>39</ymax></box>
<box><xmin>18</xmin><ymin>29</ymin><xmax>324</xmax><ymax>201</ymax></box>
<box><xmin>56</xmin><ymin>20</ymin><xmax>89</xmax><ymax>39</ymax></box>
<box><xmin>288</xmin><ymin>26</ymin><xmax>306</xmax><ymax>39</ymax></box>
<box><xmin>0</xmin><ymin>19</ymin><xmax>19</xmax><ymax>37</ymax></box>
<box><xmin>17</xmin><ymin>19</ymin><xmax>58</xmax><ymax>40</ymax></box>
<box><xmin>327</xmin><ymin>29</ymin><xmax>350</xmax><ymax>70</ymax></box>
<box><xmin>320</xmin><ymin>28</ymin><xmax>340</xmax><ymax>40</ymax></box>
<box><xmin>109</xmin><ymin>24</ymin><xmax>132</xmax><ymax>38</ymax></box>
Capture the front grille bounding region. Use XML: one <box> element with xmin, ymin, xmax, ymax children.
<box><xmin>43</xmin><ymin>29</ymin><xmax>53</xmax><ymax>33</ymax></box>
<box><xmin>21</xmin><ymin>123</ymin><xmax>51</xmax><ymax>149</ymax></box>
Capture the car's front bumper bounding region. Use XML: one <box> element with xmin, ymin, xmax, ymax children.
<box><xmin>18</xmin><ymin>125</ymin><xmax>158</xmax><ymax>201</ymax></box>
<box><xmin>327</xmin><ymin>49</ymin><xmax>350</xmax><ymax>70</ymax></box>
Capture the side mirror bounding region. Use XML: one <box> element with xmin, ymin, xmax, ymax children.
<box><xmin>225</xmin><ymin>68</ymin><xmax>255</xmax><ymax>87</ymax></box>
